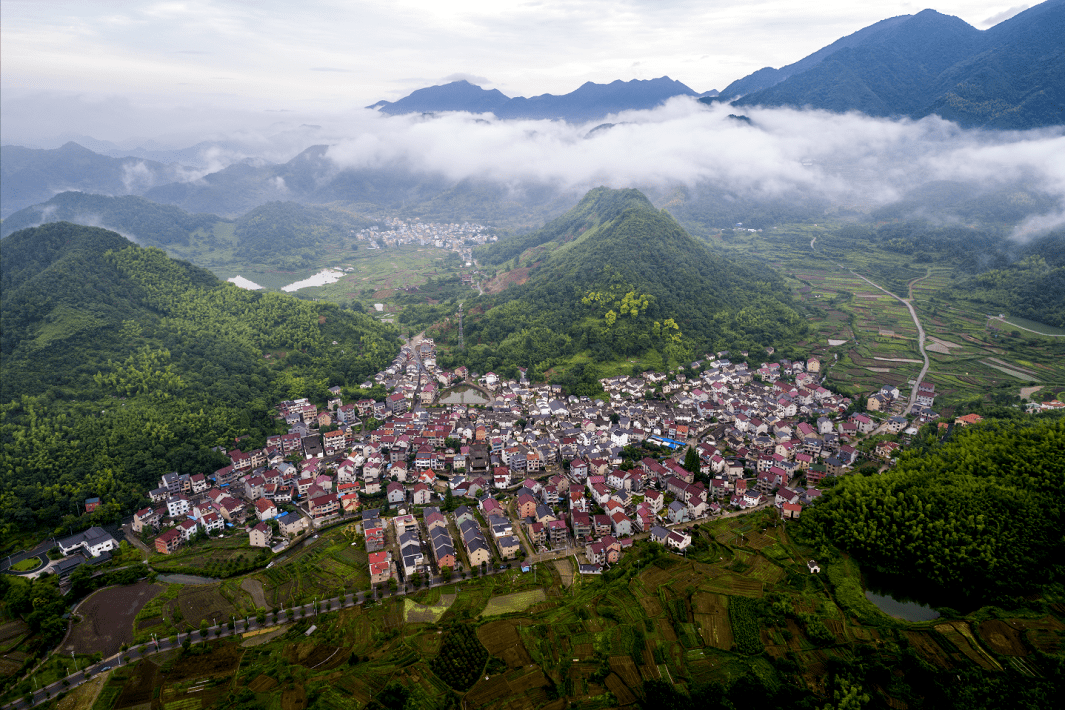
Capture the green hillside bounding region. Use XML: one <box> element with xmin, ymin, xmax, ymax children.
<box><xmin>232</xmin><ymin>200</ymin><xmax>376</xmax><ymax>267</ymax></box>
<box><xmin>475</xmin><ymin>187</ymin><xmax>655</xmax><ymax>265</ymax></box>
<box><xmin>440</xmin><ymin>188</ymin><xmax>806</xmax><ymax>383</ymax></box>
<box><xmin>0</xmin><ymin>222</ymin><xmax>400</xmax><ymax>535</ymax></box>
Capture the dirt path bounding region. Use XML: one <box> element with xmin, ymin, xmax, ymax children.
<box><xmin>989</xmin><ymin>315</ymin><xmax>1065</xmax><ymax>337</ymax></box>
<box><xmin>907</xmin><ymin>267</ymin><xmax>933</xmax><ymax>301</ymax></box>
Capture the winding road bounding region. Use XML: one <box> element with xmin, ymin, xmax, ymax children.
<box><xmin>811</xmin><ymin>237</ymin><xmax>932</xmax><ymax>411</ymax></box>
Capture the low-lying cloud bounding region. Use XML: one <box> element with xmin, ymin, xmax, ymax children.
<box><xmin>322</xmin><ymin>99</ymin><xmax>1065</xmax><ymax>237</ymax></box>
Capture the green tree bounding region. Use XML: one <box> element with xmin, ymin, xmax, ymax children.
<box><xmin>683</xmin><ymin>447</ymin><xmax>700</xmax><ymax>475</ymax></box>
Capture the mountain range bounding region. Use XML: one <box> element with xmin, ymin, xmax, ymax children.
<box><xmin>0</xmin><ymin>142</ymin><xmax>190</xmax><ymax>218</ymax></box>
<box><xmin>370</xmin><ymin>77</ymin><xmax>709</xmax><ymax>122</ymax></box>
<box><xmin>710</xmin><ymin>1</ymin><xmax>1065</xmax><ymax>129</ymax></box>
<box><xmin>369</xmin><ymin>2</ymin><xmax>1063</xmax><ymax>129</ymax></box>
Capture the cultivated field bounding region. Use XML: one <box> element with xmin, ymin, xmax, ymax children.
<box><xmin>481</xmin><ymin>589</ymin><xmax>547</xmax><ymax>617</ymax></box>
<box><xmin>66</xmin><ymin>581</ymin><xmax>167</xmax><ymax>656</ymax></box>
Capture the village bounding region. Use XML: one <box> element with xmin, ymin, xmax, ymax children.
<box><xmin>56</xmin><ymin>336</ymin><xmax>969</xmax><ymax>598</ymax></box>
<box><xmin>356</xmin><ymin>217</ymin><xmax>496</xmax><ymax>263</ymax></box>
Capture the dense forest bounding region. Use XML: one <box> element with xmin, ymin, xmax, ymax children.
<box><xmin>232</xmin><ymin>200</ymin><xmax>377</xmax><ymax>267</ymax></box>
<box><xmin>434</xmin><ymin>188</ymin><xmax>807</xmax><ymax>384</ymax></box>
<box><xmin>799</xmin><ymin>415</ymin><xmax>1065</xmax><ymax>599</ymax></box>
<box><xmin>0</xmin><ymin>222</ymin><xmax>401</xmax><ymax>536</ymax></box>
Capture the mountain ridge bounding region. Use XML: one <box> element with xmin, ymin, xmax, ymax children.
<box><xmin>372</xmin><ymin>76</ymin><xmax>703</xmax><ymax>122</ymax></box>
<box><xmin>710</xmin><ymin>1</ymin><xmax>1065</xmax><ymax>128</ymax></box>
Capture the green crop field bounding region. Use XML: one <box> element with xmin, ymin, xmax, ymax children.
<box><xmin>480</xmin><ymin>590</ymin><xmax>547</xmax><ymax>618</ymax></box>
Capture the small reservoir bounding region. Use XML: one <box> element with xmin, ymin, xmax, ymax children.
<box><xmin>864</xmin><ymin>590</ymin><xmax>940</xmax><ymax>622</ymax></box>
<box><xmin>438</xmin><ymin>385</ymin><xmax>492</xmax><ymax>405</ymax></box>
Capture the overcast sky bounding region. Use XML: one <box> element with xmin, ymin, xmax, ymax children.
<box><xmin>0</xmin><ymin>1</ymin><xmax>1038</xmax><ymax>146</ymax></box>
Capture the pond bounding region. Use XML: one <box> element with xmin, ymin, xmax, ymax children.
<box><xmin>862</xmin><ymin>567</ymin><xmax>941</xmax><ymax>621</ymax></box>
<box><xmin>864</xmin><ymin>590</ymin><xmax>940</xmax><ymax>622</ymax></box>
<box><xmin>438</xmin><ymin>385</ymin><xmax>492</xmax><ymax>405</ymax></box>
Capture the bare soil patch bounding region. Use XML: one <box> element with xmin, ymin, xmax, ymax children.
<box><xmin>248</xmin><ymin>674</ymin><xmax>279</xmax><ymax>693</ymax></box>
<box><xmin>1017</xmin><ymin>615</ymin><xmax>1065</xmax><ymax>653</ymax></box>
<box><xmin>0</xmin><ymin>619</ymin><xmax>29</xmax><ymax>649</ymax></box>
<box><xmin>477</xmin><ymin>619</ymin><xmax>533</xmax><ymax>668</ymax></box>
<box><xmin>67</xmin><ymin>581</ymin><xmax>166</xmax><ymax>657</ymax></box>
<box><xmin>281</xmin><ymin>683</ymin><xmax>307</xmax><ymax>710</ymax></box>
<box><xmin>177</xmin><ymin>584</ymin><xmax>237</xmax><ymax>628</ymax></box>
<box><xmin>553</xmin><ymin>558</ymin><xmax>575</xmax><ymax>588</ymax></box>
<box><xmin>241</xmin><ymin>578</ymin><xmax>268</xmax><ymax>609</ymax></box>
<box><xmin>1020</xmin><ymin>386</ymin><xmax>1043</xmax><ymax>400</ymax></box>
<box><xmin>605</xmin><ymin>672</ymin><xmax>638</xmax><ymax>705</ymax></box>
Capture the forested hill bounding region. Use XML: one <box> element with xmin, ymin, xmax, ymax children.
<box><xmin>0</xmin><ymin>222</ymin><xmax>400</xmax><ymax>534</ymax></box>
<box><xmin>0</xmin><ymin>191</ymin><xmax>223</xmax><ymax>245</ymax></box>
<box><xmin>475</xmin><ymin>187</ymin><xmax>655</xmax><ymax>265</ymax></box>
<box><xmin>233</xmin><ymin>201</ymin><xmax>377</xmax><ymax>257</ymax></box>
<box><xmin>444</xmin><ymin>188</ymin><xmax>806</xmax><ymax>383</ymax></box>
<box><xmin>801</xmin><ymin>415</ymin><xmax>1065</xmax><ymax>600</ymax></box>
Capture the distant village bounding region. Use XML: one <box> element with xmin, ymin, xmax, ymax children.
<box><xmin>51</xmin><ymin>341</ymin><xmax>960</xmax><ymax>587</ymax></box>
<box><xmin>356</xmin><ymin>218</ymin><xmax>496</xmax><ymax>264</ymax></box>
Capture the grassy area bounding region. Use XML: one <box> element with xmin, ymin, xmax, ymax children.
<box><xmin>480</xmin><ymin>590</ymin><xmax>546</xmax><ymax>618</ymax></box>
<box><xmin>10</xmin><ymin>558</ymin><xmax>41</xmax><ymax>572</ymax></box>
<box><xmin>997</xmin><ymin>315</ymin><xmax>1065</xmax><ymax>337</ymax></box>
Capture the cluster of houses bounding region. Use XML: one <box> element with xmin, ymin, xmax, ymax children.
<box><xmin>128</xmin><ymin>341</ymin><xmax>933</xmax><ymax>577</ymax></box>
<box><xmin>866</xmin><ymin>381</ymin><xmax>940</xmax><ymax>423</ymax></box>
<box><xmin>355</xmin><ymin>217</ymin><xmax>494</xmax><ymax>262</ymax></box>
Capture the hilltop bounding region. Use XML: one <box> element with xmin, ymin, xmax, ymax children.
<box><xmin>425</xmin><ymin>187</ymin><xmax>806</xmax><ymax>382</ymax></box>
<box><xmin>0</xmin><ymin>142</ymin><xmax>192</xmax><ymax>218</ymax></box>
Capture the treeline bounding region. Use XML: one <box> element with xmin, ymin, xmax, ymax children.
<box><xmin>0</xmin><ymin>223</ymin><xmax>401</xmax><ymax>536</ymax></box>
<box><xmin>799</xmin><ymin>415</ymin><xmax>1065</xmax><ymax>599</ymax></box>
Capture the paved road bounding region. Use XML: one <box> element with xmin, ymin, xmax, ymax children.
<box><xmin>1</xmin><ymin>540</ymin><xmax>56</xmax><ymax>576</ymax></box>
<box><xmin>811</xmin><ymin>235</ymin><xmax>931</xmax><ymax>412</ymax></box>
<box><xmin>848</xmin><ymin>270</ymin><xmax>930</xmax><ymax>412</ymax></box>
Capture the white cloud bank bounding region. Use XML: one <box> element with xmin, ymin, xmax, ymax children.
<box><xmin>321</xmin><ymin>99</ymin><xmax>1065</xmax><ymax>236</ymax></box>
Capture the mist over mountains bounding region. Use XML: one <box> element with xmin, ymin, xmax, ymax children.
<box><xmin>2</xmin><ymin>2</ymin><xmax>1064</xmax><ymax>237</ymax></box>
<box><xmin>370</xmin><ymin>77</ymin><xmax>709</xmax><ymax>122</ymax></box>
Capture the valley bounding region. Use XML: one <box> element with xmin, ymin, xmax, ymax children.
<box><xmin>3</xmin><ymin>2</ymin><xmax>1065</xmax><ymax>704</ymax></box>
